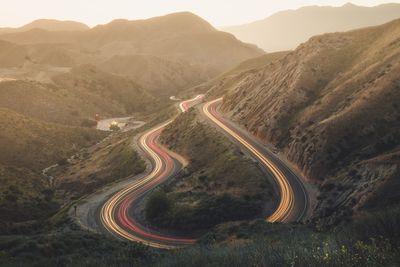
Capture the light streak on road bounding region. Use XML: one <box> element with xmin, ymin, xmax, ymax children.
<box><xmin>203</xmin><ymin>98</ymin><xmax>304</xmax><ymax>223</ymax></box>
<box><xmin>100</xmin><ymin>98</ymin><xmax>202</xmax><ymax>249</ymax></box>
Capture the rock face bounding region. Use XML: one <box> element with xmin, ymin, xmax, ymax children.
<box><xmin>223</xmin><ymin>3</ymin><xmax>400</xmax><ymax>52</ymax></box>
<box><xmin>214</xmin><ymin>19</ymin><xmax>400</xmax><ymax>225</ymax></box>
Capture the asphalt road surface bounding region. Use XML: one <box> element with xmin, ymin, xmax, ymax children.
<box><xmin>99</xmin><ymin>96</ymin><xmax>204</xmax><ymax>248</ymax></box>
<box><xmin>202</xmin><ymin>98</ymin><xmax>309</xmax><ymax>223</ymax></box>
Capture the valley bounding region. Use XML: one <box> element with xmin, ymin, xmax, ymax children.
<box><xmin>0</xmin><ymin>3</ymin><xmax>399</xmax><ymax>267</ymax></box>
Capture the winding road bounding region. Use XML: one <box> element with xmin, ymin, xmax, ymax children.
<box><xmin>100</xmin><ymin>95</ymin><xmax>203</xmax><ymax>249</ymax></box>
<box><xmin>99</xmin><ymin>95</ymin><xmax>308</xmax><ymax>248</ymax></box>
<box><xmin>203</xmin><ymin>98</ymin><xmax>308</xmax><ymax>223</ymax></box>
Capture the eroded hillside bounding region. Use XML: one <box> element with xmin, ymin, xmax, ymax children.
<box><xmin>212</xmin><ymin>19</ymin><xmax>400</xmax><ymax>225</ymax></box>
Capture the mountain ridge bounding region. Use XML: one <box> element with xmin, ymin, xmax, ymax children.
<box><xmin>223</xmin><ymin>3</ymin><xmax>400</xmax><ymax>52</ymax></box>
<box><xmin>0</xmin><ymin>19</ymin><xmax>89</xmax><ymax>34</ymax></box>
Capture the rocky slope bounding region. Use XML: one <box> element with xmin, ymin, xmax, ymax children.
<box><xmin>194</xmin><ymin>51</ymin><xmax>289</xmax><ymax>97</ymax></box>
<box><xmin>223</xmin><ymin>3</ymin><xmax>400</xmax><ymax>52</ymax></box>
<box><xmin>212</xmin><ymin>19</ymin><xmax>400</xmax><ymax>225</ymax></box>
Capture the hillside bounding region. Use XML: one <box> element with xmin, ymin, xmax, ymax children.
<box><xmin>150</xmin><ymin>111</ymin><xmax>275</xmax><ymax>232</ymax></box>
<box><xmin>212</xmin><ymin>19</ymin><xmax>400</xmax><ymax>225</ymax></box>
<box><xmin>99</xmin><ymin>55</ymin><xmax>214</xmax><ymax>97</ymax></box>
<box><xmin>0</xmin><ymin>79</ymin><xmax>97</xmax><ymax>125</ymax></box>
<box><xmin>0</xmin><ymin>107</ymin><xmax>104</xmax><ymax>171</ymax></box>
<box><xmin>223</xmin><ymin>3</ymin><xmax>400</xmax><ymax>52</ymax></box>
<box><xmin>53</xmin><ymin>65</ymin><xmax>158</xmax><ymax>114</ymax></box>
<box><xmin>189</xmin><ymin>51</ymin><xmax>288</xmax><ymax>97</ymax></box>
<box><xmin>0</xmin><ymin>39</ymin><xmax>100</xmax><ymax>71</ymax></box>
<box><xmin>0</xmin><ymin>40</ymin><xmax>27</xmax><ymax>67</ymax></box>
<box><xmin>0</xmin><ymin>66</ymin><xmax>157</xmax><ymax>126</ymax></box>
<box><xmin>0</xmin><ymin>107</ymin><xmax>105</xmax><ymax>227</ymax></box>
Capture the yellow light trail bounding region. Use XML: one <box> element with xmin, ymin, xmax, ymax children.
<box><xmin>203</xmin><ymin>98</ymin><xmax>295</xmax><ymax>222</ymax></box>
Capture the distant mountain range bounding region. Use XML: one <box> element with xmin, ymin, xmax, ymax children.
<box><xmin>0</xmin><ymin>19</ymin><xmax>89</xmax><ymax>34</ymax></box>
<box><xmin>223</xmin><ymin>3</ymin><xmax>400</xmax><ymax>52</ymax></box>
<box><xmin>0</xmin><ymin>12</ymin><xmax>263</xmax><ymax>97</ymax></box>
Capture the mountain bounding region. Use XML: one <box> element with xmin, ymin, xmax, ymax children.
<box><xmin>223</xmin><ymin>3</ymin><xmax>400</xmax><ymax>52</ymax></box>
<box><xmin>211</xmin><ymin>19</ymin><xmax>400</xmax><ymax>225</ymax></box>
<box><xmin>0</xmin><ymin>40</ymin><xmax>94</xmax><ymax>69</ymax></box>
<box><xmin>0</xmin><ymin>12</ymin><xmax>264</xmax><ymax>75</ymax></box>
<box><xmin>0</xmin><ymin>19</ymin><xmax>89</xmax><ymax>35</ymax></box>
<box><xmin>99</xmin><ymin>55</ymin><xmax>214</xmax><ymax>97</ymax></box>
<box><xmin>0</xmin><ymin>13</ymin><xmax>264</xmax><ymax>97</ymax></box>
<box><xmin>188</xmin><ymin>51</ymin><xmax>288</xmax><ymax>97</ymax></box>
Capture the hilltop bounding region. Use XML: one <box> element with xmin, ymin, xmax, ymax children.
<box><xmin>0</xmin><ymin>19</ymin><xmax>89</xmax><ymax>34</ymax></box>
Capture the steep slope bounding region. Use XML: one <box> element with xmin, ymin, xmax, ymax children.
<box><xmin>189</xmin><ymin>51</ymin><xmax>288</xmax><ymax>97</ymax></box>
<box><xmin>223</xmin><ymin>3</ymin><xmax>400</xmax><ymax>52</ymax></box>
<box><xmin>212</xmin><ymin>19</ymin><xmax>400</xmax><ymax>225</ymax></box>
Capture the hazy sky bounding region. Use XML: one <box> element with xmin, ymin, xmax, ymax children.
<box><xmin>1</xmin><ymin>0</ymin><xmax>399</xmax><ymax>28</ymax></box>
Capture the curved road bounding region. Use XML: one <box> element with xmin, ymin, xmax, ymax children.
<box><xmin>203</xmin><ymin>98</ymin><xmax>308</xmax><ymax>223</ymax></box>
<box><xmin>100</xmin><ymin>96</ymin><xmax>203</xmax><ymax>249</ymax></box>
<box><xmin>100</xmin><ymin>95</ymin><xmax>308</xmax><ymax>249</ymax></box>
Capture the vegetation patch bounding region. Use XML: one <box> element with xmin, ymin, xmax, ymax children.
<box><xmin>144</xmin><ymin>110</ymin><xmax>275</xmax><ymax>232</ymax></box>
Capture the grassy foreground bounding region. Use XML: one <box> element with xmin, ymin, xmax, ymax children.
<box><xmin>1</xmin><ymin>205</ymin><xmax>398</xmax><ymax>266</ymax></box>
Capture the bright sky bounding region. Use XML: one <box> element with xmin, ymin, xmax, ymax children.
<box><xmin>1</xmin><ymin>0</ymin><xmax>399</xmax><ymax>28</ymax></box>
